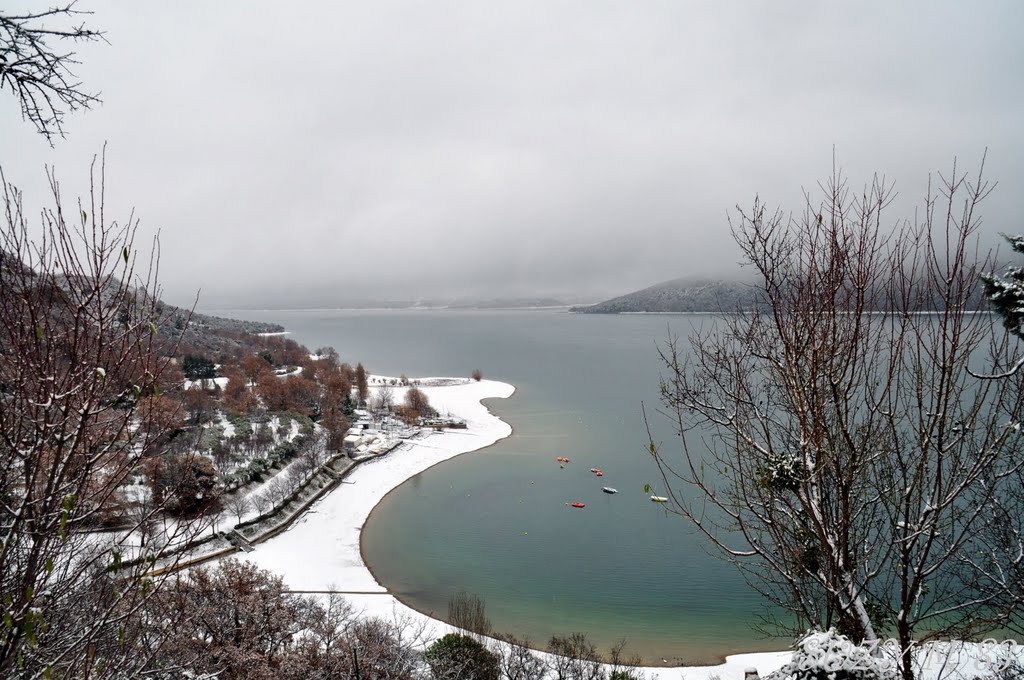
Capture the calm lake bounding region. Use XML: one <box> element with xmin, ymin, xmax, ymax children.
<box><xmin>210</xmin><ymin>308</ymin><xmax>787</xmax><ymax>664</ymax></box>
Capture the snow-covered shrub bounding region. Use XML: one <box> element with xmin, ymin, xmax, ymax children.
<box><xmin>973</xmin><ymin>657</ymin><xmax>1024</xmax><ymax>680</ymax></box>
<box><xmin>275</xmin><ymin>414</ymin><xmax>292</xmax><ymax>438</ymax></box>
<box><xmin>227</xmin><ymin>413</ymin><xmax>253</xmax><ymax>439</ymax></box>
<box><xmin>610</xmin><ymin>671</ymin><xmax>644</xmax><ymax>680</ymax></box>
<box><xmin>199</xmin><ymin>423</ymin><xmax>225</xmax><ymax>450</ymax></box>
<box><xmin>780</xmin><ymin>629</ymin><xmax>896</xmax><ymax>680</ymax></box>
<box><xmin>981</xmin><ymin>234</ymin><xmax>1024</xmax><ymax>339</ymax></box>
<box><xmin>757</xmin><ymin>452</ymin><xmax>807</xmax><ymax>492</ymax></box>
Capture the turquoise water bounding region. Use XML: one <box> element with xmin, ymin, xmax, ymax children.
<box><xmin>210</xmin><ymin>308</ymin><xmax>787</xmax><ymax>664</ymax></box>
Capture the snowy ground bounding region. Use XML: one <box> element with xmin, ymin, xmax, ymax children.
<box><xmin>183</xmin><ymin>376</ymin><xmax>230</xmax><ymax>390</ymax></box>
<box><xmin>240</xmin><ymin>378</ymin><xmax>515</xmax><ymax>593</ymax></box>
<box><xmin>223</xmin><ymin>376</ymin><xmax>797</xmax><ymax>678</ymax></box>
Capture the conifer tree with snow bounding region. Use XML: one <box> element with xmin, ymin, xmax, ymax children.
<box><xmin>982</xmin><ymin>235</ymin><xmax>1024</xmax><ymax>340</ymax></box>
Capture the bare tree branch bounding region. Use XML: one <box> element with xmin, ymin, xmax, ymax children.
<box><xmin>651</xmin><ymin>158</ymin><xmax>1023</xmax><ymax>680</ymax></box>
<box><xmin>0</xmin><ymin>153</ymin><xmax>208</xmax><ymax>677</ymax></box>
<box><xmin>0</xmin><ymin>2</ymin><xmax>106</xmax><ymax>143</ymax></box>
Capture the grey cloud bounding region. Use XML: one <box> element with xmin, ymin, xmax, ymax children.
<box><xmin>1</xmin><ymin>1</ymin><xmax>1022</xmax><ymax>309</ymax></box>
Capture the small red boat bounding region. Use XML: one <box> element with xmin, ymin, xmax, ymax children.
<box><xmin>556</xmin><ymin>456</ymin><xmax>572</xmax><ymax>463</ymax></box>
<box><xmin>595</xmin><ymin>471</ymin><xmax>604</xmax><ymax>477</ymax></box>
<box><xmin>571</xmin><ymin>501</ymin><xmax>586</xmax><ymax>508</ymax></box>
<box><xmin>590</xmin><ymin>467</ymin><xmax>600</xmax><ymax>473</ymax></box>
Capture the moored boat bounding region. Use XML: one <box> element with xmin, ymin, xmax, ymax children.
<box><xmin>571</xmin><ymin>501</ymin><xmax>586</xmax><ymax>508</ymax></box>
<box><xmin>650</xmin><ymin>495</ymin><xmax>668</xmax><ymax>503</ymax></box>
<box><xmin>602</xmin><ymin>486</ymin><xmax>618</xmax><ymax>494</ymax></box>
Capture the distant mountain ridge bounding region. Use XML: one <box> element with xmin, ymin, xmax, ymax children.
<box><xmin>572</xmin><ymin>273</ymin><xmax>993</xmax><ymax>314</ymax></box>
<box><xmin>570</xmin><ymin>277</ymin><xmax>760</xmax><ymax>314</ymax></box>
<box><xmin>443</xmin><ymin>296</ymin><xmax>568</xmax><ymax>310</ymax></box>
<box><xmin>239</xmin><ymin>296</ymin><xmax>575</xmax><ymax>310</ymax></box>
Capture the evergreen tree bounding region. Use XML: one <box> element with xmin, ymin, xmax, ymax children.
<box><xmin>982</xmin><ymin>234</ymin><xmax>1024</xmax><ymax>340</ymax></box>
<box><xmin>425</xmin><ymin>634</ymin><xmax>499</xmax><ymax>680</ymax></box>
<box><xmin>182</xmin><ymin>354</ymin><xmax>217</xmax><ymax>379</ymax></box>
<box><xmin>355</xmin><ymin>362</ymin><xmax>369</xmax><ymax>406</ymax></box>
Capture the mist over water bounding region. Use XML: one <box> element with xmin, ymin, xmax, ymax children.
<box><xmin>210</xmin><ymin>308</ymin><xmax>787</xmax><ymax>664</ymax></box>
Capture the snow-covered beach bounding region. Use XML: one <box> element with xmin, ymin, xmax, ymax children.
<box><xmin>238</xmin><ymin>376</ymin><xmax>791</xmax><ymax>679</ymax></box>
<box><xmin>242</xmin><ymin>377</ymin><xmax>516</xmax><ymax>593</ymax></box>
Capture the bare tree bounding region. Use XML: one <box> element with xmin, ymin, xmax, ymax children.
<box><xmin>292</xmin><ymin>436</ymin><xmax>325</xmax><ymax>484</ymax></box>
<box><xmin>210</xmin><ymin>438</ymin><xmax>233</xmax><ymax>476</ymax></box>
<box><xmin>250</xmin><ymin>491</ymin><xmax>271</xmax><ymax>517</ymax></box>
<box><xmin>372</xmin><ymin>382</ymin><xmax>395</xmax><ymax>413</ymax></box>
<box><xmin>265</xmin><ymin>471</ymin><xmax>292</xmax><ymax>508</ymax></box>
<box><xmin>547</xmin><ymin>633</ymin><xmax>604</xmax><ymax>680</ymax></box>
<box><xmin>148</xmin><ymin>561</ymin><xmax>433</xmax><ymax>678</ymax></box>
<box><xmin>606</xmin><ymin>640</ymin><xmax>645</xmax><ymax>679</ymax></box>
<box><xmin>289</xmin><ymin>592</ymin><xmax>356</xmax><ymax>676</ymax></box>
<box><xmin>154</xmin><ymin>559</ymin><xmax>311</xmax><ymax>677</ymax></box>
<box><xmin>651</xmin><ymin>159</ymin><xmax>1023</xmax><ymax>680</ymax></box>
<box><xmin>340</xmin><ymin>615</ymin><xmax>425</xmax><ymax>680</ymax></box>
<box><xmin>447</xmin><ymin>590</ymin><xmax>492</xmax><ymax>638</ymax></box>
<box><xmin>0</xmin><ymin>157</ymin><xmax>208</xmax><ymax>675</ymax></box>
<box><xmin>494</xmin><ymin>633</ymin><xmax>550</xmax><ymax>680</ymax></box>
<box><xmin>964</xmin><ymin>464</ymin><xmax>1024</xmax><ymax>638</ymax></box>
<box><xmin>225</xmin><ymin>493</ymin><xmax>252</xmax><ymax>526</ymax></box>
<box><xmin>0</xmin><ymin>3</ymin><xmax>105</xmax><ymax>143</ymax></box>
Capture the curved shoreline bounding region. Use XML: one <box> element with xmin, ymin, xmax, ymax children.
<box><xmin>241</xmin><ymin>377</ymin><xmax>791</xmax><ymax>679</ymax></box>
<box><xmin>358</xmin><ymin>397</ymin><xmax>517</xmax><ymax>586</ymax></box>
<box><xmin>358</xmin><ymin>387</ymin><xmax>520</xmax><ymax>593</ymax></box>
<box><xmin>241</xmin><ymin>378</ymin><xmax>516</xmax><ymax>592</ymax></box>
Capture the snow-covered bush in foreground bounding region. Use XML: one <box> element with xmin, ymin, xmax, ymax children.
<box><xmin>781</xmin><ymin>630</ymin><xmax>895</xmax><ymax>680</ymax></box>
<box><xmin>979</xmin><ymin>659</ymin><xmax>1024</xmax><ymax>680</ymax></box>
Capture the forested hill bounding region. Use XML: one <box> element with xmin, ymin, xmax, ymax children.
<box><xmin>81</xmin><ymin>277</ymin><xmax>286</xmax><ymax>354</ymax></box>
<box><xmin>2</xmin><ymin>249</ymin><xmax>284</xmax><ymax>353</ymax></box>
<box><xmin>571</xmin><ymin>274</ymin><xmax>993</xmax><ymax>314</ymax></box>
<box><xmin>160</xmin><ymin>303</ymin><xmax>283</xmax><ymax>338</ymax></box>
<box><xmin>155</xmin><ymin>302</ymin><xmax>285</xmax><ymax>356</ymax></box>
<box><xmin>570</xmin><ymin>277</ymin><xmax>760</xmax><ymax>314</ymax></box>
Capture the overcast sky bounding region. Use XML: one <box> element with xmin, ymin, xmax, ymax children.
<box><xmin>2</xmin><ymin>2</ymin><xmax>1023</xmax><ymax>308</ymax></box>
